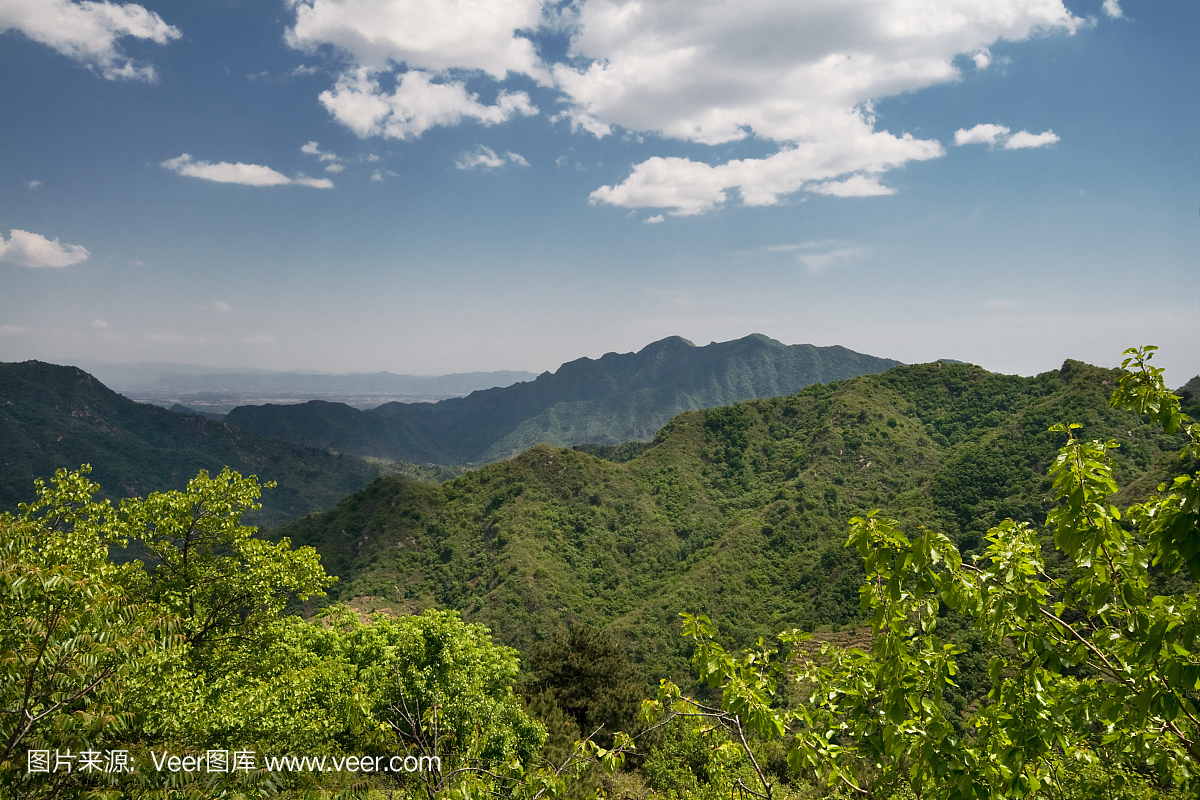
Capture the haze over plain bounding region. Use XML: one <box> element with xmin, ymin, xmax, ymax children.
<box><xmin>1</xmin><ymin>0</ymin><xmax>1196</xmax><ymax>383</ymax></box>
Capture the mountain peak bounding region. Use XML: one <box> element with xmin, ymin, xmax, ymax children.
<box><xmin>638</xmin><ymin>335</ymin><xmax>696</xmax><ymax>355</ymax></box>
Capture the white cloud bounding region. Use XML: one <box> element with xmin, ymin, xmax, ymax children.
<box><xmin>1</xmin><ymin>324</ymin><xmax>34</xmax><ymax>335</ymax></box>
<box><xmin>319</xmin><ymin>67</ymin><xmax>536</xmax><ymax>140</ymax></box>
<box><xmin>811</xmin><ymin>174</ymin><xmax>896</xmax><ymax>197</ymax></box>
<box><xmin>572</xmin><ymin>0</ymin><xmax>1080</xmax><ymax>215</ymax></box>
<box><xmin>92</xmin><ymin>319</ymin><xmax>108</xmax><ymax>328</ymax></box>
<box><xmin>0</xmin><ymin>229</ymin><xmax>90</xmax><ymax>268</ymax></box>
<box><xmin>212</xmin><ymin>300</ymin><xmax>232</xmax><ymax>314</ymax></box>
<box><xmin>161</xmin><ymin>154</ymin><xmax>335</xmax><ymax>188</ymax></box>
<box><xmin>301</xmin><ymin>141</ymin><xmax>348</xmax><ymax>173</ymax></box>
<box><xmin>457</xmin><ymin>146</ymin><xmax>506</xmax><ymax>170</ymax></box>
<box><xmin>455</xmin><ymin>145</ymin><xmax>530</xmax><ymax>171</ymax></box>
<box><xmin>370</xmin><ymin>170</ymin><xmax>384</xmax><ymax>181</ymax></box>
<box><xmin>301</xmin><ymin>140</ymin><xmax>341</xmax><ymax>161</ymax></box>
<box><xmin>954</xmin><ymin>123</ymin><xmax>1010</xmax><ymax>146</ymax></box>
<box><xmin>1004</xmin><ymin>129</ymin><xmax>1059</xmax><ymax>149</ymax></box>
<box><xmin>644</xmin><ymin>214</ymin><xmax>664</xmax><ymax>224</ymax></box>
<box><xmin>293</xmin><ymin>174</ymin><xmax>336</xmax><ymax>188</ymax></box>
<box><xmin>1102</xmin><ymin>0</ymin><xmax>1123</xmax><ymax>19</ymax></box>
<box><xmin>0</xmin><ymin>0</ymin><xmax>180</xmax><ymax>81</ymax></box>
<box><xmin>558</xmin><ymin>1</ymin><xmax>1080</xmax><ymax>146</ymax></box>
<box><xmin>591</xmin><ymin>116</ymin><xmax>941</xmax><ymax>215</ymax></box>
<box><xmin>285</xmin><ymin>0</ymin><xmax>1082</xmax><ymax>215</ymax></box>
<box><xmin>286</xmin><ymin>0</ymin><xmax>547</xmax><ymax>81</ymax></box>
<box><xmin>955</xmin><ymin>123</ymin><xmax>1057</xmax><ymax>150</ymax></box>
<box><xmin>24</xmin><ymin>180</ymin><xmax>42</xmax><ymax>189</ymax></box>
<box><xmin>289</xmin><ymin>64</ymin><xmax>321</xmax><ymax>77</ymax></box>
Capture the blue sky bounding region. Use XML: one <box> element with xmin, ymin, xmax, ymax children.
<box><xmin>1</xmin><ymin>0</ymin><xmax>1196</xmax><ymax>384</ymax></box>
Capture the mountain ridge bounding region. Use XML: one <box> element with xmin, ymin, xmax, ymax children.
<box><xmin>225</xmin><ymin>334</ymin><xmax>904</xmax><ymax>465</ymax></box>
<box><xmin>272</xmin><ymin>357</ymin><xmax>1199</xmax><ymax>686</ymax></box>
<box><xmin>0</xmin><ymin>360</ymin><xmax>448</xmax><ymax>527</ymax></box>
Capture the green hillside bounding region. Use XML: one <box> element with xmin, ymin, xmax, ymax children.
<box><xmin>275</xmin><ymin>358</ymin><xmax>1198</xmax><ymax>685</ymax></box>
<box><xmin>0</xmin><ymin>361</ymin><xmax>451</xmax><ymax>527</ymax></box>
<box><xmin>226</xmin><ymin>334</ymin><xmax>903</xmax><ymax>466</ymax></box>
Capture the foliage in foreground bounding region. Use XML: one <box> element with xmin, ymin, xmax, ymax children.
<box><xmin>0</xmin><ymin>467</ymin><xmax>561</xmax><ymax>799</ymax></box>
<box><xmin>644</xmin><ymin>347</ymin><xmax>1198</xmax><ymax>798</ymax></box>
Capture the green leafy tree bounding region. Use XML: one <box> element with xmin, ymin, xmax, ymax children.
<box><xmin>648</xmin><ymin>346</ymin><xmax>1198</xmax><ymax>799</ymax></box>
<box><xmin>0</xmin><ymin>467</ymin><xmax>171</xmax><ymax>798</ymax></box>
<box><xmin>1</xmin><ymin>466</ymin><xmax>347</xmax><ymax>799</ymax></box>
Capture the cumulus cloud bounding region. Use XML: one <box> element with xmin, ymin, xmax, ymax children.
<box><xmin>92</xmin><ymin>319</ymin><xmax>108</xmax><ymax>328</ymax></box>
<box><xmin>644</xmin><ymin>214</ymin><xmax>664</xmax><ymax>224</ymax></box>
<box><xmin>286</xmin><ymin>0</ymin><xmax>1082</xmax><ymax>215</ymax></box>
<box><xmin>286</xmin><ymin>0</ymin><xmax>547</xmax><ymax>80</ymax></box>
<box><xmin>570</xmin><ymin>0</ymin><xmax>1080</xmax><ymax>214</ymax></box>
<box><xmin>0</xmin><ymin>229</ymin><xmax>90</xmax><ymax>268</ymax></box>
<box><xmin>288</xmin><ymin>0</ymin><xmax>546</xmax><ymax>141</ymax></box>
<box><xmin>319</xmin><ymin>68</ymin><xmax>536</xmax><ymax>140</ymax></box>
<box><xmin>591</xmin><ymin>116</ymin><xmax>941</xmax><ymax>215</ymax></box>
<box><xmin>212</xmin><ymin>300</ymin><xmax>232</xmax><ymax>314</ymax></box>
<box><xmin>954</xmin><ymin>123</ymin><xmax>1011</xmax><ymax>146</ymax></box>
<box><xmin>161</xmin><ymin>154</ymin><xmax>335</xmax><ymax>188</ymax></box>
<box><xmin>455</xmin><ymin>145</ymin><xmax>530</xmax><ymax>170</ymax></box>
<box><xmin>0</xmin><ymin>0</ymin><xmax>180</xmax><ymax>81</ymax></box>
<box><xmin>1102</xmin><ymin>0</ymin><xmax>1123</xmax><ymax>19</ymax></box>
<box><xmin>1004</xmin><ymin>129</ymin><xmax>1059</xmax><ymax>149</ymax></box>
<box><xmin>25</xmin><ymin>180</ymin><xmax>42</xmax><ymax>189</ymax></box>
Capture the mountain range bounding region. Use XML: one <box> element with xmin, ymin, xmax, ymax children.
<box><xmin>0</xmin><ymin>360</ymin><xmax>451</xmax><ymax>527</ymax></box>
<box><xmin>272</xmin><ymin>358</ymin><xmax>1200</xmax><ymax>686</ymax></box>
<box><xmin>225</xmin><ymin>334</ymin><xmax>904</xmax><ymax>466</ymax></box>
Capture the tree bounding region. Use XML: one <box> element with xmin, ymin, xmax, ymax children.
<box><xmin>0</xmin><ymin>467</ymin><xmax>168</xmax><ymax>798</ymax></box>
<box><xmin>647</xmin><ymin>346</ymin><xmax>1199</xmax><ymax>799</ymax></box>
<box><xmin>1</xmin><ymin>466</ymin><xmax>342</xmax><ymax>799</ymax></box>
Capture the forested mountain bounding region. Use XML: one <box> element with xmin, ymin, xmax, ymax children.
<box><xmin>225</xmin><ymin>334</ymin><xmax>903</xmax><ymax>466</ymax></box>
<box><xmin>0</xmin><ymin>361</ymin><xmax>449</xmax><ymax>527</ymax></box>
<box><xmin>274</xmin><ymin>358</ymin><xmax>1199</xmax><ymax>684</ymax></box>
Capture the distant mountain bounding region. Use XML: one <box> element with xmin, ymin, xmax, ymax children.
<box><xmin>78</xmin><ymin>360</ymin><xmax>536</xmax><ymax>398</ymax></box>
<box><xmin>225</xmin><ymin>335</ymin><xmax>904</xmax><ymax>466</ymax></box>
<box><xmin>0</xmin><ymin>361</ymin><xmax>449</xmax><ymax>527</ymax></box>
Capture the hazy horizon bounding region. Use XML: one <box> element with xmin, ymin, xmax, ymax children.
<box><xmin>2</xmin><ymin>1</ymin><xmax>1197</xmax><ymax>385</ymax></box>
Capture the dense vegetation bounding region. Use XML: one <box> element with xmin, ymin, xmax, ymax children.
<box><xmin>2</xmin><ymin>348</ymin><xmax>1196</xmax><ymax>798</ymax></box>
<box><xmin>275</xmin><ymin>356</ymin><xmax>1196</xmax><ymax>687</ymax></box>
<box><xmin>0</xmin><ymin>361</ymin><xmax>453</xmax><ymax>528</ymax></box>
<box><xmin>224</xmin><ymin>334</ymin><xmax>902</xmax><ymax>466</ymax></box>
